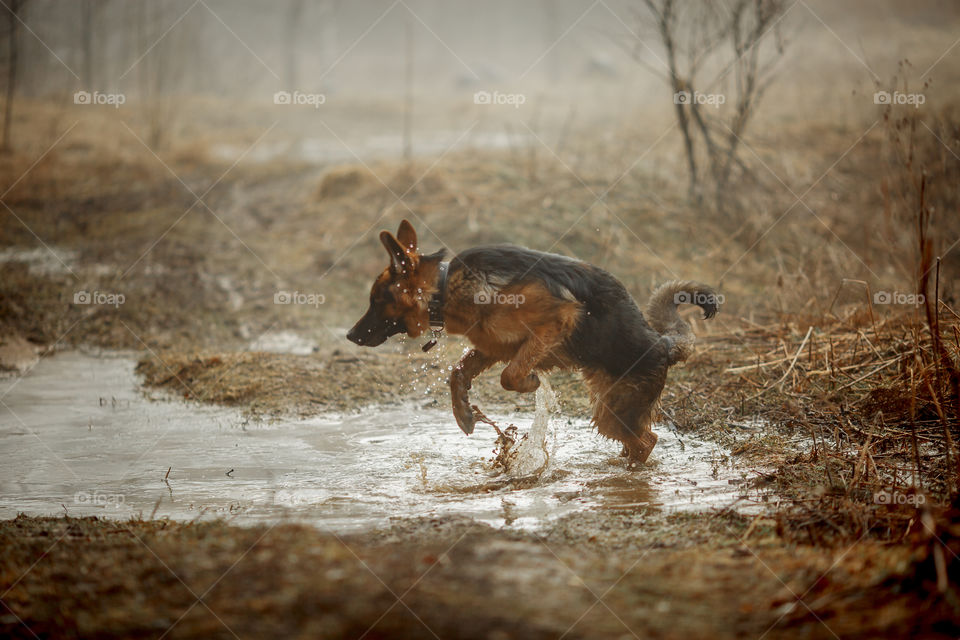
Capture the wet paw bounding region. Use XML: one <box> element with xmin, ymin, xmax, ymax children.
<box><xmin>500</xmin><ymin>371</ymin><xmax>540</xmax><ymax>393</ymax></box>
<box><xmin>450</xmin><ymin>376</ymin><xmax>476</xmax><ymax>434</ymax></box>
<box><xmin>453</xmin><ymin>402</ymin><xmax>476</xmax><ymax>435</ymax></box>
<box><xmin>624</xmin><ymin>430</ymin><xmax>659</xmax><ymax>465</ymax></box>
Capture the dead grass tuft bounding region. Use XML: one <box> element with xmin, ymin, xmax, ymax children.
<box><xmin>314</xmin><ymin>164</ymin><xmax>380</xmax><ymax>200</ymax></box>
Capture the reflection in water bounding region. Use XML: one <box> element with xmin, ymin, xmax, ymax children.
<box><xmin>588</xmin><ymin>475</ymin><xmax>657</xmax><ymax>512</ymax></box>
<box><xmin>0</xmin><ymin>353</ymin><xmax>759</xmax><ymax>532</ymax></box>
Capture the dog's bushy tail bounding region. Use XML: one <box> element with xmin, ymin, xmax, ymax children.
<box><xmin>645</xmin><ymin>280</ymin><xmax>719</xmax><ymax>365</ymax></box>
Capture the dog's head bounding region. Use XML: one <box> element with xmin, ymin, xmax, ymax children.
<box><xmin>347</xmin><ymin>220</ymin><xmax>445</xmax><ymax>347</ymax></box>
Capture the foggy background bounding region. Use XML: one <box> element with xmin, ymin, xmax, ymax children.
<box><xmin>11</xmin><ymin>0</ymin><xmax>960</xmax><ymax>164</ymax></box>
<box><xmin>2</xmin><ymin>0</ymin><xmax>959</xmax><ymax>347</ymax></box>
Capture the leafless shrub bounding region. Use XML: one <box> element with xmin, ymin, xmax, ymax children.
<box><xmin>634</xmin><ymin>0</ymin><xmax>789</xmax><ymax>210</ymax></box>
<box><xmin>876</xmin><ymin>64</ymin><xmax>960</xmax><ymax>490</ymax></box>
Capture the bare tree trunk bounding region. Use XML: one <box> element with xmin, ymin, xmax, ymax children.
<box><xmin>80</xmin><ymin>0</ymin><xmax>93</xmax><ymax>87</ymax></box>
<box><xmin>648</xmin><ymin>0</ymin><xmax>700</xmax><ymax>200</ymax></box>
<box><xmin>80</xmin><ymin>0</ymin><xmax>111</xmax><ymax>89</ymax></box>
<box><xmin>2</xmin><ymin>0</ymin><xmax>25</xmax><ymax>153</ymax></box>
<box><xmin>283</xmin><ymin>0</ymin><xmax>304</xmax><ymax>89</ymax></box>
<box><xmin>136</xmin><ymin>0</ymin><xmax>179</xmax><ymax>150</ymax></box>
<box><xmin>318</xmin><ymin>0</ymin><xmax>339</xmax><ymax>72</ymax></box>
<box><xmin>542</xmin><ymin>0</ymin><xmax>560</xmax><ymax>83</ymax></box>
<box><xmin>673</xmin><ymin>94</ymin><xmax>699</xmax><ymax>199</ymax></box>
<box><xmin>402</xmin><ymin>14</ymin><xmax>413</xmax><ymax>161</ymax></box>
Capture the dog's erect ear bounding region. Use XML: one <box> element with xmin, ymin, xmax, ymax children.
<box><xmin>396</xmin><ymin>219</ymin><xmax>417</xmax><ymax>253</ymax></box>
<box><xmin>380</xmin><ymin>230</ymin><xmax>411</xmax><ymax>274</ymax></box>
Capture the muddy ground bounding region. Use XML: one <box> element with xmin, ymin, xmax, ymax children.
<box><xmin>3</xmin><ymin>511</ymin><xmax>957</xmax><ymax>640</ymax></box>
<box><xmin>3</xmin><ymin>58</ymin><xmax>960</xmax><ymax>638</ymax></box>
<box><xmin>3</xmin><ymin>254</ymin><xmax>959</xmax><ymax>639</ymax></box>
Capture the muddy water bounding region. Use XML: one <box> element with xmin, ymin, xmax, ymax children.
<box><xmin>210</xmin><ymin>130</ymin><xmax>533</xmax><ymax>164</ymax></box>
<box><xmin>0</xmin><ymin>353</ymin><xmax>757</xmax><ymax>532</ymax></box>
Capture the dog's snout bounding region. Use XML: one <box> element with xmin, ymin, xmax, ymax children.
<box><xmin>347</xmin><ymin>314</ymin><xmax>390</xmax><ymax>347</ymax></box>
<box><xmin>347</xmin><ymin>322</ymin><xmax>374</xmax><ymax>345</ymax></box>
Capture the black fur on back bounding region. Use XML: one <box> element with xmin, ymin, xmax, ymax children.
<box><xmin>451</xmin><ymin>245</ymin><xmax>670</xmax><ymax>379</ymax></box>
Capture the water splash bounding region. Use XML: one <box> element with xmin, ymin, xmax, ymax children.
<box><xmin>493</xmin><ymin>378</ymin><xmax>559</xmax><ymax>478</ymax></box>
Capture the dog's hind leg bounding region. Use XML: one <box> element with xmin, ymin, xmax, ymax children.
<box><xmin>583</xmin><ymin>370</ymin><xmax>664</xmax><ymax>464</ymax></box>
<box><xmin>450</xmin><ymin>349</ymin><xmax>495</xmax><ymax>434</ymax></box>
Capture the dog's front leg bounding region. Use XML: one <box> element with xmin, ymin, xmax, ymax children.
<box><xmin>450</xmin><ymin>349</ymin><xmax>495</xmax><ymax>434</ymax></box>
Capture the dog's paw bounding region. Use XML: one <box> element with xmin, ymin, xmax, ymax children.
<box><xmin>450</xmin><ymin>377</ymin><xmax>475</xmax><ymax>435</ymax></box>
<box><xmin>623</xmin><ymin>430</ymin><xmax>658</xmax><ymax>465</ymax></box>
<box><xmin>500</xmin><ymin>370</ymin><xmax>540</xmax><ymax>393</ymax></box>
<box><xmin>452</xmin><ymin>400</ymin><xmax>476</xmax><ymax>435</ymax></box>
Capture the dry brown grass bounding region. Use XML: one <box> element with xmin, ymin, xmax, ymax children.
<box><xmin>2</xmin><ymin>89</ymin><xmax>959</xmax><ymax>606</ymax></box>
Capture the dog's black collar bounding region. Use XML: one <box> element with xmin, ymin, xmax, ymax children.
<box><xmin>428</xmin><ymin>261</ymin><xmax>449</xmax><ymax>328</ymax></box>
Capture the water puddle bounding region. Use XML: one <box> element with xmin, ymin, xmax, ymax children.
<box><xmin>0</xmin><ymin>246</ymin><xmax>78</xmax><ymax>276</ymax></box>
<box><xmin>246</xmin><ymin>330</ymin><xmax>319</xmax><ymax>355</ymax></box>
<box><xmin>0</xmin><ymin>353</ymin><xmax>760</xmax><ymax>532</ymax></box>
<box><xmin>211</xmin><ymin>130</ymin><xmax>533</xmax><ymax>164</ymax></box>
<box><xmin>0</xmin><ymin>245</ymin><xmax>117</xmax><ymax>278</ymax></box>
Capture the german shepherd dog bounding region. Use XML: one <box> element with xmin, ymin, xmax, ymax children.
<box><xmin>347</xmin><ymin>220</ymin><xmax>719</xmax><ymax>463</ymax></box>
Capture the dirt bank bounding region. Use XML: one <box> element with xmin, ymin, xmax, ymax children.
<box><xmin>3</xmin><ymin>513</ymin><xmax>956</xmax><ymax>640</ymax></box>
